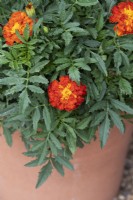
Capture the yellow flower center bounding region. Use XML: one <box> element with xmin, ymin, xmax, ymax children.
<box><xmin>123</xmin><ymin>7</ymin><xmax>133</xmax><ymax>31</ymax></box>
<box><xmin>60</xmin><ymin>83</ymin><xmax>72</xmax><ymax>100</ymax></box>
<box><xmin>11</xmin><ymin>22</ymin><xmax>21</xmax><ymax>34</ymax></box>
<box><xmin>123</xmin><ymin>7</ymin><xmax>133</xmax><ymax>19</ymax></box>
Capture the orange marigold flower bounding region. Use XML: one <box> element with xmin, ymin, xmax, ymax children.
<box><xmin>109</xmin><ymin>1</ymin><xmax>133</xmax><ymax>36</ymax></box>
<box><xmin>48</xmin><ymin>76</ymin><xmax>87</xmax><ymax>112</ymax></box>
<box><xmin>3</xmin><ymin>11</ymin><xmax>33</xmax><ymax>46</ymax></box>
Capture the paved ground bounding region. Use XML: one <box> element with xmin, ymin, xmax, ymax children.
<box><xmin>114</xmin><ymin>138</ymin><xmax>133</xmax><ymax>200</ymax></box>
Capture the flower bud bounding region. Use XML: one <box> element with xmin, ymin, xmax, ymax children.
<box><xmin>43</xmin><ymin>26</ymin><xmax>49</xmax><ymax>33</ymax></box>
<box><xmin>101</xmin><ymin>55</ymin><xmax>107</xmax><ymax>61</ymax></box>
<box><xmin>25</xmin><ymin>2</ymin><xmax>35</xmax><ymax>17</ymax></box>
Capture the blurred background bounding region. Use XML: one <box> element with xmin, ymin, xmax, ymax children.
<box><xmin>114</xmin><ymin>139</ymin><xmax>133</xmax><ymax>200</ymax></box>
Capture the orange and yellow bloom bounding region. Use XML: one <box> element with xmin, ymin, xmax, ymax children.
<box><xmin>48</xmin><ymin>76</ymin><xmax>87</xmax><ymax>111</ymax></box>
<box><xmin>3</xmin><ymin>11</ymin><xmax>33</xmax><ymax>45</ymax></box>
<box><xmin>109</xmin><ymin>1</ymin><xmax>133</xmax><ymax>36</ymax></box>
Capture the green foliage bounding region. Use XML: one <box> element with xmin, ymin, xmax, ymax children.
<box><xmin>36</xmin><ymin>161</ymin><xmax>53</xmax><ymax>188</ymax></box>
<box><xmin>0</xmin><ymin>0</ymin><xmax>133</xmax><ymax>188</ymax></box>
<box><xmin>76</xmin><ymin>0</ymin><xmax>98</xmax><ymax>6</ymax></box>
<box><xmin>100</xmin><ymin>113</ymin><xmax>110</xmax><ymax>148</ymax></box>
<box><xmin>3</xmin><ymin>126</ymin><xmax>13</xmax><ymax>146</ymax></box>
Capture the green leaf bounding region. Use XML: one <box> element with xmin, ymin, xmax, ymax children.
<box><xmin>15</xmin><ymin>30</ymin><xmax>26</xmax><ymax>43</ymax></box>
<box><xmin>76</xmin><ymin>128</ymin><xmax>96</xmax><ymax>143</ymax></box>
<box><xmin>66</xmin><ymin>133</ymin><xmax>77</xmax><ymax>153</ymax></box>
<box><xmin>29</xmin><ymin>75</ymin><xmax>48</xmax><ymax>85</ymax></box>
<box><xmin>114</xmin><ymin>50</ymin><xmax>122</xmax><ymax>70</ymax></box>
<box><xmin>54</xmin><ymin>58</ymin><xmax>70</xmax><ymax>64</ymax></box>
<box><xmin>28</xmin><ymin>85</ymin><xmax>44</xmax><ymax>94</ymax></box>
<box><xmin>105</xmin><ymin>0</ymin><xmax>116</xmax><ymax>10</ymax></box>
<box><xmin>28</xmin><ymin>39</ymin><xmax>39</xmax><ymax>45</ymax></box>
<box><xmin>77</xmin><ymin>117</ymin><xmax>91</xmax><ymax>129</ymax></box>
<box><xmin>50</xmin><ymin>134</ymin><xmax>62</xmax><ymax>149</ymax></box>
<box><xmin>109</xmin><ymin>109</ymin><xmax>124</xmax><ymax>133</ymax></box>
<box><xmin>36</xmin><ymin>162</ymin><xmax>53</xmax><ymax>188</ymax></box>
<box><xmin>0</xmin><ymin>77</ymin><xmax>24</xmax><ymax>85</ymax></box>
<box><xmin>63</xmin><ymin>8</ymin><xmax>73</xmax><ymax>24</ymax></box>
<box><xmin>51</xmin><ymin>28</ymin><xmax>63</xmax><ymax>36</ymax></box>
<box><xmin>0</xmin><ymin>50</ymin><xmax>13</xmax><ymax>60</ymax></box>
<box><xmin>91</xmin><ymin>52</ymin><xmax>107</xmax><ymax>76</ymax></box>
<box><xmin>56</xmin><ymin>63</ymin><xmax>70</xmax><ymax>71</ymax></box>
<box><xmin>11</xmin><ymin>48</ymin><xmax>18</xmax><ymax>58</ymax></box>
<box><xmin>12</xmin><ymin>44</ymin><xmax>26</xmax><ymax>49</ymax></box>
<box><xmin>88</xmin><ymin>28</ymin><xmax>98</xmax><ymax>39</ymax></box>
<box><xmin>23</xmin><ymin>24</ymin><xmax>30</xmax><ymax>41</ymax></box>
<box><xmin>76</xmin><ymin>130</ymin><xmax>89</xmax><ymax>143</ymax></box>
<box><xmin>68</xmin><ymin>67</ymin><xmax>80</xmax><ymax>83</ymax></box>
<box><xmin>43</xmin><ymin>105</ymin><xmax>51</xmax><ymax>131</ymax></box>
<box><xmin>0</xmin><ymin>56</ymin><xmax>9</xmax><ymax>64</ymax></box>
<box><xmin>33</xmin><ymin>17</ymin><xmax>43</xmax><ymax>35</ymax></box>
<box><xmin>91</xmin><ymin>111</ymin><xmax>106</xmax><ymax>127</ymax></box>
<box><xmin>91</xmin><ymin>82</ymin><xmax>100</xmax><ymax>99</ymax></box>
<box><xmin>96</xmin><ymin>12</ymin><xmax>104</xmax><ymax>32</ymax></box>
<box><xmin>52</xmin><ymin>159</ymin><xmax>64</xmax><ymax>176</ymax></box>
<box><xmin>83</xmin><ymin>39</ymin><xmax>100</xmax><ymax>48</ymax></box>
<box><xmin>5</xmin><ymin>84</ymin><xmax>25</xmax><ymax>95</ymax></box>
<box><xmin>23</xmin><ymin>151</ymin><xmax>38</xmax><ymax>157</ymax></box>
<box><xmin>120</xmin><ymin>51</ymin><xmax>129</xmax><ymax>67</ymax></box>
<box><xmin>64</xmin><ymin>22</ymin><xmax>80</xmax><ymax>29</ymax></box>
<box><xmin>119</xmin><ymin>78</ymin><xmax>132</xmax><ymax>95</ymax></box>
<box><xmin>55</xmin><ymin>157</ymin><xmax>74</xmax><ymax>170</ymax></box>
<box><xmin>62</xmin><ymin>31</ymin><xmax>73</xmax><ymax>46</ymax></box>
<box><xmin>120</xmin><ymin>43</ymin><xmax>133</xmax><ymax>51</ymax></box>
<box><xmin>30</xmin><ymin>60</ymin><xmax>49</xmax><ymax>73</ymax></box>
<box><xmin>76</xmin><ymin>0</ymin><xmax>98</xmax><ymax>6</ymax></box>
<box><xmin>38</xmin><ymin>142</ymin><xmax>48</xmax><ymax>165</ymax></box>
<box><xmin>25</xmin><ymin>158</ymin><xmax>48</xmax><ymax>167</ymax></box>
<box><xmin>48</xmin><ymin>140</ymin><xmax>58</xmax><ymax>156</ymax></box>
<box><xmin>32</xmin><ymin>108</ymin><xmax>41</xmax><ymax>131</ymax></box>
<box><xmin>74</xmin><ymin>58</ymin><xmax>91</xmax><ymax>71</ymax></box>
<box><xmin>62</xmin><ymin>117</ymin><xmax>76</xmax><ymax>124</ymax></box>
<box><xmin>19</xmin><ymin>90</ymin><xmax>31</xmax><ymax>112</ymax></box>
<box><xmin>87</xmin><ymin>127</ymin><xmax>96</xmax><ymax>142</ymax></box>
<box><xmin>0</xmin><ymin>105</ymin><xmax>16</xmax><ymax>117</ymax></box>
<box><xmin>89</xmin><ymin>101</ymin><xmax>106</xmax><ymax>112</ymax></box>
<box><xmin>74</xmin><ymin>62</ymin><xmax>91</xmax><ymax>71</ymax></box>
<box><xmin>31</xmin><ymin>141</ymin><xmax>44</xmax><ymax>151</ymax></box>
<box><xmin>64</xmin><ymin>123</ymin><xmax>76</xmax><ymax>138</ymax></box>
<box><xmin>3</xmin><ymin>127</ymin><xmax>12</xmax><ymax>147</ymax></box>
<box><xmin>122</xmin><ymin>67</ymin><xmax>133</xmax><ymax>80</ymax></box>
<box><xmin>111</xmin><ymin>99</ymin><xmax>133</xmax><ymax>114</ymax></box>
<box><xmin>100</xmin><ymin>113</ymin><xmax>110</xmax><ymax>148</ymax></box>
<box><xmin>58</xmin><ymin>0</ymin><xmax>66</xmax><ymax>18</ymax></box>
<box><xmin>68</xmin><ymin>27</ymin><xmax>87</xmax><ymax>34</ymax></box>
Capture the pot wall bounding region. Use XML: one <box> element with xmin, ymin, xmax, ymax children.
<box><xmin>0</xmin><ymin>121</ymin><xmax>132</xmax><ymax>200</ymax></box>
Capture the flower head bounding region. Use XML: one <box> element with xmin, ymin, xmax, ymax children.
<box><xmin>3</xmin><ymin>11</ymin><xmax>33</xmax><ymax>45</ymax></box>
<box><xmin>48</xmin><ymin>76</ymin><xmax>87</xmax><ymax>111</ymax></box>
<box><xmin>25</xmin><ymin>2</ymin><xmax>35</xmax><ymax>17</ymax></box>
<box><xmin>109</xmin><ymin>1</ymin><xmax>133</xmax><ymax>36</ymax></box>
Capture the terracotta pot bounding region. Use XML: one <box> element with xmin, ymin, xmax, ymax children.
<box><xmin>0</xmin><ymin>121</ymin><xmax>132</xmax><ymax>200</ymax></box>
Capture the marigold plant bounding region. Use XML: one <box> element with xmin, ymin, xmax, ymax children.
<box><xmin>0</xmin><ymin>0</ymin><xmax>133</xmax><ymax>188</ymax></box>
